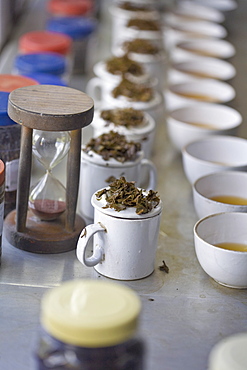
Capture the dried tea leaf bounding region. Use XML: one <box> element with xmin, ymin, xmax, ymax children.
<box><xmin>100</xmin><ymin>108</ymin><xmax>144</xmax><ymax>128</ymax></box>
<box><xmin>105</xmin><ymin>176</ymin><xmax>116</xmax><ymax>183</ymax></box>
<box><xmin>123</xmin><ymin>38</ymin><xmax>160</xmax><ymax>55</ymax></box>
<box><xmin>112</xmin><ymin>79</ymin><xmax>154</xmax><ymax>102</ymax></box>
<box><xmin>83</xmin><ymin>131</ymin><xmax>141</xmax><ymax>163</ymax></box>
<box><xmin>106</xmin><ymin>54</ymin><xmax>144</xmax><ymax>76</ymax></box>
<box><xmin>119</xmin><ymin>2</ymin><xmax>151</xmax><ymax>11</ymax></box>
<box><xmin>159</xmin><ymin>260</ymin><xmax>169</xmax><ymax>273</ymax></box>
<box><xmin>127</xmin><ymin>18</ymin><xmax>161</xmax><ymax>31</ymax></box>
<box><xmin>96</xmin><ymin>177</ymin><xmax>160</xmax><ymax>214</ymax></box>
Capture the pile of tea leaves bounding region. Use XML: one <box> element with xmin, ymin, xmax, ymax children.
<box><xmin>106</xmin><ymin>55</ymin><xmax>144</xmax><ymax>76</ymax></box>
<box><xmin>119</xmin><ymin>2</ymin><xmax>151</xmax><ymax>11</ymax></box>
<box><xmin>96</xmin><ymin>176</ymin><xmax>160</xmax><ymax>214</ymax></box>
<box><xmin>100</xmin><ymin>108</ymin><xmax>145</xmax><ymax>128</ymax></box>
<box><xmin>112</xmin><ymin>78</ymin><xmax>154</xmax><ymax>102</ymax></box>
<box><xmin>127</xmin><ymin>18</ymin><xmax>161</xmax><ymax>31</ymax></box>
<box><xmin>83</xmin><ymin>131</ymin><xmax>141</xmax><ymax>163</ymax></box>
<box><xmin>123</xmin><ymin>38</ymin><xmax>160</xmax><ymax>55</ymax></box>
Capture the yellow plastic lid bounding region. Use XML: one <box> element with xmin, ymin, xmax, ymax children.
<box><xmin>41</xmin><ymin>279</ymin><xmax>141</xmax><ymax>347</ymax></box>
<box><xmin>208</xmin><ymin>333</ymin><xmax>247</xmax><ymax>370</ymax></box>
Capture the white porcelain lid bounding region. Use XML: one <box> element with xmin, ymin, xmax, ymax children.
<box><xmin>91</xmin><ymin>187</ymin><xmax>162</xmax><ymax>219</ymax></box>
<box><xmin>91</xmin><ymin>109</ymin><xmax>156</xmax><ymax>135</ymax></box>
<box><xmin>106</xmin><ymin>90</ymin><xmax>163</xmax><ymax>110</ymax></box>
<box><xmin>81</xmin><ymin>146</ymin><xmax>144</xmax><ymax>167</ymax></box>
<box><xmin>94</xmin><ymin>60</ymin><xmax>152</xmax><ymax>84</ymax></box>
<box><xmin>110</xmin><ymin>4</ymin><xmax>160</xmax><ymax>20</ymax></box>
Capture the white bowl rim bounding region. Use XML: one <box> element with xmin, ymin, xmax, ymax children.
<box><xmin>169</xmin><ymin>103</ymin><xmax>242</xmax><ymax>129</ymax></box>
<box><xmin>194</xmin><ymin>211</ymin><xmax>247</xmax><ymax>255</ymax></box>
<box><xmin>193</xmin><ymin>170</ymin><xmax>247</xmax><ymax>200</ymax></box>
<box><xmin>182</xmin><ymin>135</ymin><xmax>247</xmax><ymax>159</ymax></box>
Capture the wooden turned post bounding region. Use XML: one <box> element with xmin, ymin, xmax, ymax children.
<box><xmin>4</xmin><ymin>85</ymin><xmax>94</xmax><ymax>254</ymax></box>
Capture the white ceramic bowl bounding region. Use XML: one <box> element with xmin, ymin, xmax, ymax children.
<box><xmin>164</xmin><ymin>14</ymin><xmax>227</xmax><ymax>38</ymax></box>
<box><xmin>194</xmin><ymin>0</ymin><xmax>237</xmax><ymax>11</ymax></box>
<box><xmin>168</xmin><ymin>57</ymin><xmax>236</xmax><ymax>84</ymax></box>
<box><xmin>194</xmin><ymin>212</ymin><xmax>247</xmax><ymax>289</ymax></box>
<box><xmin>172</xmin><ymin>1</ymin><xmax>225</xmax><ymax>22</ymax></box>
<box><xmin>182</xmin><ymin>135</ymin><xmax>247</xmax><ymax>185</ymax></box>
<box><xmin>193</xmin><ymin>171</ymin><xmax>247</xmax><ymax>219</ymax></box>
<box><xmin>175</xmin><ymin>38</ymin><xmax>235</xmax><ymax>59</ymax></box>
<box><xmin>167</xmin><ymin>103</ymin><xmax>242</xmax><ymax>151</ymax></box>
<box><xmin>165</xmin><ymin>79</ymin><xmax>235</xmax><ymax>111</ymax></box>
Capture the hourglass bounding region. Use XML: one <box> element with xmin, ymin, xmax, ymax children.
<box><xmin>29</xmin><ymin>130</ymin><xmax>71</xmax><ymax>221</ymax></box>
<box><xmin>4</xmin><ymin>85</ymin><xmax>94</xmax><ymax>253</ymax></box>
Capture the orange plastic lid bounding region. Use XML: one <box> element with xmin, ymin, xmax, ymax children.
<box><xmin>19</xmin><ymin>31</ymin><xmax>72</xmax><ymax>55</ymax></box>
<box><xmin>0</xmin><ymin>74</ymin><xmax>39</xmax><ymax>93</ymax></box>
<box><xmin>0</xmin><ymin>160</ymin><xmax>5</xmax><ymax>187</ymax></box>
<box><xmin>47</xmin><ymin>0</ymin><xmax>93</xmax><ymax>16</ymax></box>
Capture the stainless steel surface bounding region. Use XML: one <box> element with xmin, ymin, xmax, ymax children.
<box><xmin>0</xmin><ymin>1</ymin><xmax>247</xmax><ymax>369</ymax></box>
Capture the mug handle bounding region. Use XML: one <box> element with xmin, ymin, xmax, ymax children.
<box><xmin>140</xmin><ymin>158</ymin><xmax>157</xmax><ymax>190</ymax></box>
<box><xmin>86</xmin><ymin>77</ymin><xmax>103</xmax><ymax>107</ymax></box>
<box><xmin>76</xmin><ymin>222</ymin><xmax>106</xmax><ymax>267</ymax></box>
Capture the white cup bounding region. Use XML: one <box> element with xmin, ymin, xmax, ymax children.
<box><xmin>86</xmin><ymin>60</ymin><xmax>154</xmax><ymax>104</ymax></box>
<box><xmin>193</xmin><ymin>171</ymin><xmax>247</xmax><ymax>220</ymax></box>
<box><xmin>165</xmin><ymin>79</ymin><xmax>235</xmax><ymax>112</ymax></box>
<box><xmin>76</xmin><ymin>189</ymin><xmax>162</xmax><ymax>280</ymax></box>
<box><xmin>109</xmin><ymin>4</ymin><xmax>161</xmax><ymax>50</ymax></box>
<box><xmin>79</xmin><ymin>149</ymin><xmax>157</xmax><ymax>222</ymax></box>
<box><xmin>171</xmin><ymin>38</ymin><xmax>235</xmax><ymax>63</ymax></box>
<box><xmin>166</xmin><ymin>103</ymin><xmax>242</xmax><ymax>151</ymax></box>
<box><xmin>113</xmin><ymin>44</ymin><xmax>168</xmax><ymax>91</ymax></box>
<box><xmin>168</xmin><ymin>57</ymin><xmax>236</xmax><ymax>84</ymax></box>
<box><xmin>91</xmin><ymin>110</ymin><xmax>156</xmax><ymax>159</ymax></box>
<box><xmin>172</xmin><ymin>1</ymin><xmax>225</xmax><ymax>22</ymax></box>
<box><xmin>164</xmin><ymin>13</ymin><xmax>227</xmax><ymax>38</ymax></box>
<box><xmin>182</xmin><ymin>135</ymin><xmax>247</xmax><ymax>185</ymax></box>
<box><xmin>86</xmin><ymin>62</ymin><xmax>158</xmax><ymax>108</ymax></box>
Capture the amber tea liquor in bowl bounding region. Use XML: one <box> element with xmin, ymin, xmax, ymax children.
<box><xmin>193</xmin><ymin>171</ymin><xmax>247</xmax><ymax>219</ymax></box>
<box><xmin>194</xmin><ymin>212</ymin><xmax>247</xmax><ymax>289</ymax></box>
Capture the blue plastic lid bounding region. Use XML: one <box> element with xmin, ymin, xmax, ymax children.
<box><xmin>0</xmin><ymin>92</ymin><xmax>16</xmax><ymax>126</ymax></box>
<box><xmin>22</xmin><ymin>73</ymin><xmax>68</xmax><ymax>86</ymax></box>
<box><xmin>46</xmin><ymin>16</ymin><xmax>96</xmax><ymax>39</ymax></box>
<box><xmin>14</xmin><ymin>53</ymin><xmax>67</xmax><ymax>75</ymax></box>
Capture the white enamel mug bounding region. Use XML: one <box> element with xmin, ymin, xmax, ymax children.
<box><xmin>86</xmin><ymin>60</ymin><xmax>154</xmax><ymax>108</ymax></box>
<box><xmin>113</xmin><ymin>46</ymin><xmax>168</xmax><ymax>91</ymax></box>
<box><xmin>76</xmin><ymin>191</ymin><xmax>162</xmax><ymax>280</ymax></box>
<box><xmin>91</xmin><ymin>110</ymin><xmax>156</xmax><ymax>159</ymax></box>
<box><xmin>78</xmin><ymin>150</ymin><xmax>157</xmax><ymax>222</ymax></box>
<box><xmin>109</xmin><ymin>4</ymin><xmax>161</xmax><ymax>50</ymax></box>
<box><xmin>98</xmin><ymin>89</ymin><xmax>165</xmax><ymax>126</ymax></box>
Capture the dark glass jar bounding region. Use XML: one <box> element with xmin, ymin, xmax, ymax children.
<box><xmin>35</xmin><ymin>279</ymin><xmax>145</xmax><ymax>369</ymax></box>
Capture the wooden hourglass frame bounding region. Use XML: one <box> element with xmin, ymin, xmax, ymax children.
<box><xmin>4</xmin><ymin>85</ymin><xmax>94</xmax><ymax>253</ymax></box>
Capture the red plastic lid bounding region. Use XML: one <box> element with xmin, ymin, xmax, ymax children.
<box><xmin>0</xmin><ymin>160</ymin><xmax>5</xmax><ymax>187</ymax></box>
<box><xmin>0</xmin><ymin>74</ymin><xmax>39</xmax><ymax>93</ymax></box>
<box><xmin>47</xmin><ymin>0</ymin><xmax>93</xmax><ymax>15</ymax></box>
<box><xmin>19</xmin><ymin>31</ymin><xmax>72</xmax><ymax>55</ymax></box>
